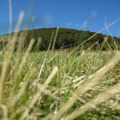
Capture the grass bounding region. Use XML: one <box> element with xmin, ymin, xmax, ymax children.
<box><xmin>0</xmin><ymin>8</ymin><xmax>120</xmax><ymax>119</ymax></box>
<box><xmin>0</xmin><ymin>39</ymin><xmax>120</xmax><ymax>120</ymax></box>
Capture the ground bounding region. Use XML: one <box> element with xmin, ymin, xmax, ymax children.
<box><xmin>1</xmin><ymin>49</ymin><xmax>120</xmax><ymax>120</ymax></box>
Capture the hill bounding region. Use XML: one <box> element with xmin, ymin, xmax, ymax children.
<box><xmin>0</xmin><ymin>28</ymin><xmax>120</xmax><ymax>51</ymax></box>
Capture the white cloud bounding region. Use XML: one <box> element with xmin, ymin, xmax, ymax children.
<box><xmin>43</xmin><ymin>15</ymin><xmax>54</xmax><ymax>24</ymax></box>
<box><xmin>82</xmin><ymin>21</ymin><xmax>89</xmax><ymax>29</ymax></box>
<box><xmin>29</xmin><ymin>15</ymin><xmax>54</xmax><ymax>25</ymax></box>
<box><xmin>91</xmin><ymin>11</ymin><xmax>97</xmax><ymax>18</ymax></box>
<box><xmin>65</xmin><ymin>22</ymin><xmax>72</xmax><ymax>26</ymax></box>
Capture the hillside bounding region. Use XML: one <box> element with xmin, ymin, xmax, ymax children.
<box><xmin>1</xmin><ymin>28</ymin><xmax>120</xmax><ymax>120</ymax></box>
<box><xmin>0</xmin><ymin>28</ymin><xmax>120</xmax><ymax>51</ymax></box>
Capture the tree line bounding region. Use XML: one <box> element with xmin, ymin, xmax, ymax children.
<box><xmin>0</xmin><ymin>28</ymin><xmax>120</xmax><ymax>51</ymax></box>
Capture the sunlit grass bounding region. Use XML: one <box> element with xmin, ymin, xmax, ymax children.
<box><xmin>0</xmin><ymin>2</ymin><xmax>120</xmax><ymax>119</ymax></box>
<box><xmin>0</xmin><ymin>40</ymin><xmax>120</xmax><ymax>120</ymax></box>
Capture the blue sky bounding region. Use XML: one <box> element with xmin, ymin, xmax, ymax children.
<box><xmin>0</xmin><ymin>0</ymin><xmax>120</xmax><ymax>37</ymax></box>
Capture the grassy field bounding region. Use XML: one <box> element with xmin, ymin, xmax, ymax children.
<box><xmin>0</xmin><ymin>38</ymin><xmax>120</xmax><ymax>120</ymax></box>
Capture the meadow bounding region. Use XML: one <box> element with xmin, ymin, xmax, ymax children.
<box><xmin>0</xmin><ymin>1</ymin><xmax>120</xmax><ymax>119</ymax></box>
<box><xmin>0</xmin><ymin>35</ymin><xmax>120</xmax><ymax>120</ymax></box>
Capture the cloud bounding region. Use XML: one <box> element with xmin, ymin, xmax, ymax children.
<box><xmin>82</xmin><ymin>21</ymin><xmax>89</xmax><ymax>29</ymax></box>
<box><xmin>31</xmin><ymin>15</ymin><xmax>54</xmax><ymax>25</ymax></box>
<box><xmin>65</xmin><ymin>22</ymin><xmax>72</xmax><ymax>26</ymax></box>
<box><xmin>91</xmin><ymin>11</ymin><xmax>97</xmax><ymax>18</ymax></box>
<box><xmin>42</xmin><ymin>15</ymin><xmax>54</xmax><ymax>24</ymax></box>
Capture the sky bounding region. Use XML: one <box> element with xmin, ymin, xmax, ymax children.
<box><xmin>0</xmin><ymin>0</ymin><xmax>120</xmax><ymax>37</ymax></box>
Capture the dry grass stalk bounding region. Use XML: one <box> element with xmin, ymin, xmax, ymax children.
<box><xmin>0</xmin><ymin>11</ymin><xmax>24</xmax><ymax>103</ymax></box>
<box><xmin>8</xmin><ymin>63</ymin><xmax>35</xmax><ymax>109</ymax></box>
<box><xmin>20</xmin><ymin>66</ymin><xmax>58</xmax><ymax>120</ymax></box>
<box><xmin>43</xmin><ymin>51</ymin><xmax>120</xmax><ymax>120</ymax></box>
<box><xmin>65</xmin><ymin>82</ymin><xmax>120</xmax><ymax>120</ymax></box>
<box><xmin>0</xmin><ymin>40</ymin><xmax>16</xmax><ymax>103</ymax></box>
<box><xmin>0</xmin><ymin>104</ymin><xmax>8</xmax><ymax>120</ymax></box>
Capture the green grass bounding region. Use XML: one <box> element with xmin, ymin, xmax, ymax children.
<box><xmin>0</xmin><ymin>45</ymin><xmax>120</xmax><ymax>120</ymax></box>
<box><xmin>1</xmin><ymin>2</ymin><xmax>120</xmax><ymax>119</ymax></box>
